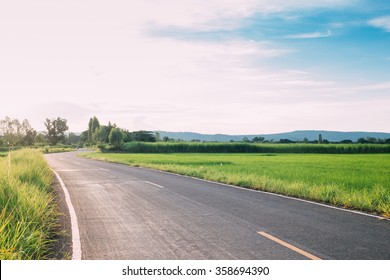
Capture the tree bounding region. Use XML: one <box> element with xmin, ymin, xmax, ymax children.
<box><xmin>132</xmin><ymin>130</ymin><xmax>157</xmax><ymax>142</ymax></box>
<box><xmin>242</xmin><ymin>137</ymin><xmax>250</xmax><ymax>143</ymax></box>
<box><xmin>21</xmin><ymin>119</ymin><xmax>37</xmax><ymax>146</ymax></box>
<box><xmin>66</xmin><ymin>132</ymin><xmax>81</xmax><ymax>146</ymax></box>
<box><xmin>35</xmin><ymin>133</ymin><xmax>46</xmax><ymax>145</ymax></box>
<box><xmin>44</xmin><ymin>117</ymin><xmax>69</xmax><ymax>145</ymax></box>
<box><xmin>87</xmin><ymin>116</ymin><xmax>100</xmax><ymax>145</ymax></box>
<box><xmin>252</xmin><ymin>136</ymin><xmax>265</xmax><ymax>143</ymax></box>
<box><xmin>0</xmin><ymin>117</ymin><xmax>20</xmax><ymax>145</ymax></box>
<box><xmin>318</xmin><ymin>134</ymin><xmax>323</xmax><ymax>144</ymax></box>
<box><xmin>279</xmin><ymin>138</ymin><xmax>295</xmax><ymax>143</ymax></box>
<box><xmin>94</xmin><ymin>124</ymin><xmax>116</xmax><ymax>144</ymax></box>
<box><xmin>0</xmin><ymin>117</ymin><xmax>36</xmax><ymax>146</ymax></box>
<box><xmin>109</xmin><ymin>128</ymin><xmax>124</xmax><ymax>148</ymax></box>
<box><xmin>87</xmin><ymin>118</ymin><xmax>93</xmax><ymax>144</ymax></box>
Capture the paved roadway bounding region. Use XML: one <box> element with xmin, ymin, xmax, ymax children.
<box><xmin>45</xmin><ymin>151</ymin><xmax>390</xmax><ymax>260</ymax></box>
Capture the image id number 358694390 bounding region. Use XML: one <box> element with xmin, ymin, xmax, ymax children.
<box><xmin>215</xmin><ymin>267</ymin><xmax>270</xmax><ymax>276</ymax></box>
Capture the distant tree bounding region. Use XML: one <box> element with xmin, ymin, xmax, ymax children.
<box><xmin>357</xmin><ymin>137</ymin><xmax>368</xmax><ymax>144</ymax></box>
<box><xmin>109</xmin><ymin>128</ymin><xmax>124</xmax><ymax>148</ymax></box>
<box><xmin>44</xmin><ymin>117</ymin><xmax>69</xmax><ymax>145</ymax></box>
<box><xmin>0</xmin><ymin>117</ymin><xmax>36</xmax><ymax>146</ymax></box>
<box><xmin>94</xmin><ymin>126</ymin><xmax>109</xmax><ymax>144</ymax></box>
<box><xmin>366</xmin><ymin>137</ymin><xmax>378</xmax><ymax>143</ymax></box>
<box><xmin>21</xmin><ymin>119</ymin><xmax>37</xmax><ymax>146</ymax></box>
<box><xmin>133</xmin><ymin>130</ymin><xmax>157</xmax><ymax>142</ymax></box>
<box><xmin>105</xmin><ymin>122</ymin><xmax>116</xmax><ymax>142</ymax></box>
<box><xmin>87</xmin><ymin>116</ymin><xmax>100</xmax><ymax>145</ymax></box>
<box><xmin>66</xmin><ymin>132</ymin><xmax>81</xmax><ymax>146</ymax></box>
<box><xmin>318</xmin><ymin>134</ymin><xmax>323</xmax><ymax>144</ymax></box>
<box><xmin>91</xmin><ymin>117</ymin><xmax>100</xmax><ymax>134</ymax></box>
<box><xmin>340</xmin><ymin>139</ymin><xmax>353</xmax><ymax>144</ymax></box>
<box><xmin>252</xmin><ymin>136</ymin><xmax>265</xmax><ymax>143</ymax></box>
<box><xmin>242</xmin><ymin>137</ymin><xmax>250</xmax><ymax>143</ymax></box>
<box><xmin>34</xmin><ymin>133</ymin><xmax>46</xmax><ymax>145</ymax></box>
<box><xmin>302</xmin><ymin>137</ymin><xmax>309</xmax><ymax>143</ymax></box>
<box><xmin>279</xmin><ymin>138</ymin><xmax>295</xmax><ymax>143</ymax></box>
<box><xmin>87</xmin><ymin>118</ymin><xmax>93</xmax><ymax>144</ymax></box>
<box><xmin>0</xmin><ymin>117</ymin><xmax>20</xmax><ymax>145</ymax></box>
<box><xmin>80</xmin><ymin>130</ymin><xmax>89</xmax><ymax>145</ymax></box>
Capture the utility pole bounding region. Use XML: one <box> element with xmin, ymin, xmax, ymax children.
<box><xmin>7</xmin><ymin>142</ymin><xmax>11</xmax><ymax>179</ymax></box>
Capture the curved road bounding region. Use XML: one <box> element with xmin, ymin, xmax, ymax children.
<box><xmin>45</xmin><ymin>151</ymin><xmax>390</xmax><ymax>260</ymax></box>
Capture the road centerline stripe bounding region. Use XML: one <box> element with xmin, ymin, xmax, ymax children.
<box><xmin>257</xmin><ymin>231</ymin><xmax>321</xmax><ymax>260</ymax></box>
<box><xmin>145</xmin><ymin>181</ymin><xmax>165</xmax><ymax>189</ymax></box>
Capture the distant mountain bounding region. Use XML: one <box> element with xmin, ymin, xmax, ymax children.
<box><xmin>156</xmin><ymin>130</ymin><xmax>390</xmax><ymax>142</ymax></box>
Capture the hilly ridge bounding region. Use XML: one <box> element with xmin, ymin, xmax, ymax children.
<box><xmin>156</xmin><ymin>130</ymin><xmax>390</xmax><ymax>142</ymax></box>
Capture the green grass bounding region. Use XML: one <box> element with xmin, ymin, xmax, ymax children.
<box><xmin>82</xmin><ymin>152</ymin><xmax>390</xmax><ymax>217</ymax></box>
<box><xmin>0</xmin><ymin>149</ymin><xmax>59</xmax><ymax>259</ymax></box>
<box><xmin>40</xmin><ymin>146</ymin><xmax>75</xmax><ymax>154</ymax></box>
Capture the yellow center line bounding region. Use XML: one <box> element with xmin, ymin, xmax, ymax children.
<box><xmin>257</xmin><ymin>231</ymin><xmax>321</xmax><ymax>260</ymax></box>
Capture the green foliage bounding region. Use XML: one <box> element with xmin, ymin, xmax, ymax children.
<box><xmin>124</xmin><ymin>130</ymin><xmax>157</xmax><ymax>142</ymax></box>
<box><xmin>113</xmin><ymin>142</ymin><xmax>390</xmax><ymax>154</ymax></box>
<box><xmin>109</xmin><ymin>128</ymin><xmax>124</xmax><ymax>148</ymax></box>
<box><xmin>44</xmin><ymin>117</ymin><xmax>69</xmax><ymax>146</ymax></box>
<box><xmin>82</xmin><ymin>152</ymin><xmax>390</xmax><ymax>217</ymax></box>
<box><xmin>0</xmin><ymin>149</ymin><xmax>59</xmax><ymax>259</ymax></box>
<box><xmin>0</xmin><ymin>117</ymin><xmax>37</xmax><ymax>146</ymax></box>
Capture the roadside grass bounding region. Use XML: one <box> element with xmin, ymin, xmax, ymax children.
<box><xmin>82</xmin><ymin>152</ymin><xmax>390</xmax><ymax>217</ymax></box>
<box><xmin>0</xmin><ymin>149</ymin><xmax>59</xmax><ymax>259</ymax></box>
<box><xmin>40</xmin><ymin>146</ymin><xmax>75</xmax><ymax>154</ymax></box>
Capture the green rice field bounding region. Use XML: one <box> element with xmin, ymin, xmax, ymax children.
<box><xmin>82</xmin><ymin>152</ymin><xmax>390</xmax><ymax>217</ymax></box>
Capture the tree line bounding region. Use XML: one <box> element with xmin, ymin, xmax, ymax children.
<box><xmin>1</xmin><ymin>115</ymin><xmax>389</xmax><ymax>148</ymax></box>
<box><xmin>81</xmin><ymin>116</ymin><xmax>159</xmax><ymax>148</ymax></box>
<box><xmin>0</xmin><ymin>116</ymin><xmax>73</xmax><ymax>147</ymax></box>
<box><xmin>240</xmin><ymin>133</ymin><xmax>390</xmax><ymax>144</ymax></box>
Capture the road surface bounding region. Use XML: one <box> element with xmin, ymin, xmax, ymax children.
<box><xmin>45</xmin><ymin>151</ymin><xmax>390</xmax><ymax>260</ymax></box>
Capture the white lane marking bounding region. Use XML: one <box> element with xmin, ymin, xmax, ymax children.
<box><xmin>145</xmin><ymin>181</ymin><xmax>165</xmax><ymax>189</ymax></box>
<box><xmin>51</xmin><ymin>169</ymin><xmax>82</xmax><ymax>260</ymax></box>
<box><xmin>56</xmin><ymin>169</ymin><xmax>103</xmax><ymax>172</ymax></box>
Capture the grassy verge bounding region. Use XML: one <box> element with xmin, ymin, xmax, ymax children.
<box><xmin>40</xmin><ymin>146</ymin><xmax>75</xmax><ymax>154</ymax></box>
<box><xmin>0</xmin><ymin>149</ymin><xmax>60</xmax><ymax>259</ymax></box>
<box><xmin>81</xmin><ymin>152</ymin><xmax>390</xmax><ymax>218</ymax></box>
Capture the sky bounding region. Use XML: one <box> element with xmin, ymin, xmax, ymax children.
<box><xmin>0</xmin><ymin>0</ymin><xmax>389</xmax><ymax>134</ymax></box>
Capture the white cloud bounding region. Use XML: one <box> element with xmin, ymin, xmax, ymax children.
<box><xmin>0</xmin><ymin>0</ymin><xmax>388</xmax><ymax>134</ymax></box>
<box><xmin>368</xmin><ymin>16</ymin><xmax>390</xmax><ymax>32</ymax></box>
<box><xmin>286</xmin><ymin>30</ymin><xmax>332</xmax><ymax>39</ymax></box>
<box><xmin>134</xmin><ymin>0</ymin><xmax>357</xmax><ymax>31</ymax></box>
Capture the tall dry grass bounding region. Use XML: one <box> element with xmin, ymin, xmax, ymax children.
<box><xmin>0</xmin><ymin>149</ymin><xmax>58</xmax><ymax>259</ymax></box>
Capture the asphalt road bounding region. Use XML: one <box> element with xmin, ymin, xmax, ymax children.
<box><xmin>45</xmin><ymin>151</ymin><xmax>390</xmax><ymax>260</ymax></box>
